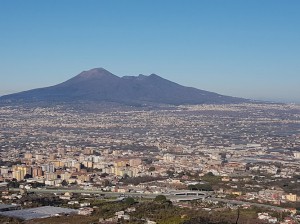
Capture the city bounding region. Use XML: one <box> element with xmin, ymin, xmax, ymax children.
<box><xmin>0</xmin><ymin>103</ymin><xmax>299</xmax><ymax>223</ymax></box>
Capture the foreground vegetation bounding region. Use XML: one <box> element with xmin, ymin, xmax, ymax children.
<box><xmin>0</xmin><ymin>195</ymin><xmax>272</xmax><ymax>224</ymax></box>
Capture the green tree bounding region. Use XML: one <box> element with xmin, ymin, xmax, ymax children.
<box><xmin>205</xmin><ymin>172</ymin><xmax>215</xmax><ymax>177</ymax></box>
<box><xmin>8</xmin><ymin>180</ymin><xmax>20</xmax><ymax>188</ymax></box>
<box><xmin>103</xmin><ymin>179</ymin><xmax>110</xmax><ymax>187</ymax></box>
<box><xmin>61</xmin><ymin>180</ymin><xmax>68</xmax><ymax>186</ymax></box>
<box><xmin>31</xmin><ymin>182</ymin><xmax>45</xmax><ymax>188</ymax></box>
<box><xmin>100</xmin><ymin>173</ymin><xmax>109</xmax><ymax>178</ymax></box>
<box><xmin>188</xmin><ymin>183</ymin><xmax>213</xmax><ymax>191</ymax></box>
<box><xmin>154</xmin><ymin>195</ymin><xmax>167</xmax><ymax>203</ymax></box>
<box><xmin>24</xmin><ymin>174</ymin><xmax>32</xmax><ymax>179</ymax></box>
<box><xmin>124</xmin><ymin>197</ymin><xmax>135</xmax><ymax>205</ymax></box>
<box><xmin>148</xmin><ymin>166</ymin><xmax>155</xmax><ymax>172</ymax></box>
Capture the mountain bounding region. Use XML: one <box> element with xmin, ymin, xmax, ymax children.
<box><xmin>0</xmin><ymin>68</ymin><xmax>248</xmax><ymax>106</ymax></box>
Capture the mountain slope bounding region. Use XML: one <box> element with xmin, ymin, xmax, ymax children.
<box><xmin>0</xmin><ymin>68</ymin><xmax>248</xmax><ymax>105</ymax></box>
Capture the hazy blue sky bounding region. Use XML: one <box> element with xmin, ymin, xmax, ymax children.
<box><xmin>1</xmin><ymin>0</ymin><xmax>299</xmax><ymax>102</ymax></box>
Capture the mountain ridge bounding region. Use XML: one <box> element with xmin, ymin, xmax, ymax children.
<box><xmin>0</xmin><ymin>68</ymin><xmax>249</xmax><ymax>106</ymax></box>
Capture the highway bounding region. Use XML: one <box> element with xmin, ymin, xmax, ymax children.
<box><xmin>10</xmin><ymin>188</ymin><xmax>209</xmax><ymax>202</ymax></box>
<box><xmin>10</xmin><ymin>188</ymin><xmax>291</xmax><ymax>212</ymax></box>
<box><xmin>10</xmin><ymin>188</ymin><xmax>160</xmax><ymax>198</ymax></box>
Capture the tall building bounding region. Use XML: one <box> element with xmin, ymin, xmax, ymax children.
<box><xmin>41</xmin><ymin>164</ymin><xmax>55</xmax><ymax>173</ymax></box>
<box><xmin>32</xmin><ymin>167</ymin><xmax>43</xmax><ymax>177</ymax></box>
<box><xmin>12</xmin><ymin>165</ymin><xmax>27</xmax><ymax>181</ymax></box>
<box><xmin>83</xmin><ymin>147</ymin><xmax>94</xmax><ymax>155</ymax></box>
<box><xmin>129</xmin><ymin>158</ymin><xmax>142</xmax><ymax>167</ymax></box>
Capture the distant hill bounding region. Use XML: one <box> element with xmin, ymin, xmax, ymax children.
<box><xmin>0</xmin><ymin>68</ymin><xmax>249</xmax><ymax>106</ymax></box>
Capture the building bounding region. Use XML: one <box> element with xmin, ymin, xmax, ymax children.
<box><xmin>285</xmin><ymin>193</ymin><xmax>297</xmax><ymax>202</ymax></box>
<box><xmin>293</xmin><ymin>152</ymin><xmax>300</xmax><ymax>159</ymax></box>
<box><xmin>12</xmin><ymin>165</ymin><xmax>28</xmax><ymax>181</ymax></box>
<box><xmin>32</xmin><ymin>167</ymin><xmax>43</xmax><ymax>177</ymax></box>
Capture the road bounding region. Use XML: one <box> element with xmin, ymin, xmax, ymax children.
<box><xmin>10</xmin><ymin>188</ymin><xmax>291</xmax><ymax>212</ymax></box>
<box><xmin>10</xmin><ymin>188</ymin><xmax>160</xmax><ymax>198</ymax></box>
